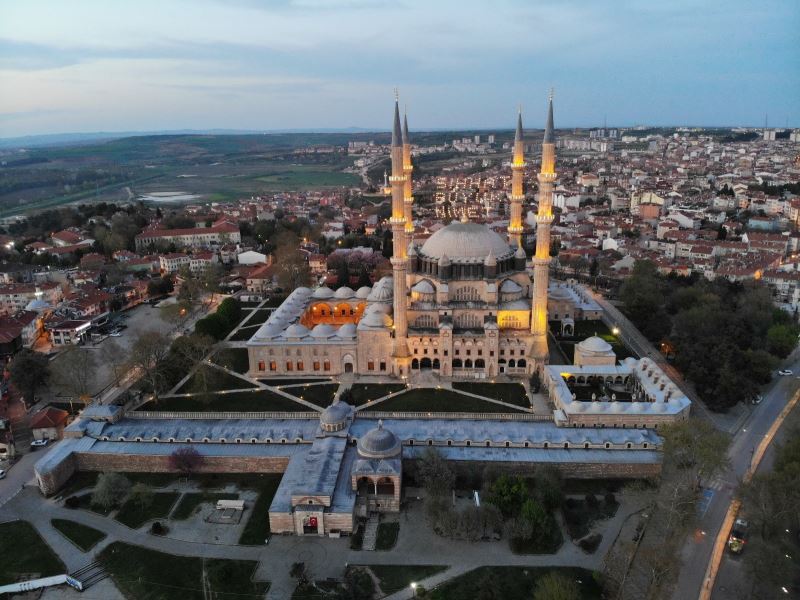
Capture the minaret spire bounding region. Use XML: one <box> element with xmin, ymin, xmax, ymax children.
<box><xmin>389</xmin><ymin>93</ymin><xmax>410</xmax><ymax>373</ymax></box>
<box><xmin>402</xmin><ymin>106</ymin><xmax>414</xmax><ymax>235</ymax></box>
<box><xmin>530</xmin><ymin>91</ymin><xmax>557</xmax><ymax>368</ymax></box>
<box><xmin>508</xmin><ymin>106</ymin><xmax>526</xmax><ymax>247</ymax></box>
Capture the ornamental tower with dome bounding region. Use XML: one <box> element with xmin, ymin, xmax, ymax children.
<box><xmin>246</xmin><ymin>95</ymin><xmax>559</xmax><ymax>380</ymax></box>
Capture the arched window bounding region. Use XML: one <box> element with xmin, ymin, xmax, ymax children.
<box><xmin>517</xmin><ymin>359</ymin><xmax>526</xmax><ymax>368</ymax></box>
<box><xmin>452</xmin><ymin>358</ymin><xmax>463</xmax><ymax>368</ymax></box>
<box><xmin>454</xmin><ymin>313</ymin><xmax>481</xmax><ymax>329</ymax></box>
<box><xmin>415</xmin><ymin>314</ymin><xmax>436</xmax><ymax>329</ymax></box>
<box><xmin>453</xmin><ymin>286</ymin><xmax>480</xmax><ymax>302</ymax></box>
<box><xmin>464</xmin><ymin>359</ymin><xmax>473</xmax><ymax>368</ymax></box>
<box><xmin>475</xmin><ymin>359</ymin><xmax>485</xmax><ymax>369</ymax></box>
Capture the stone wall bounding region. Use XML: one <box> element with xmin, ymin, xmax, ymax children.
<box><xmin>37</xmin><ymin>453</ymin><xmax>77</xmax><ymax>496</ymax></box>
<box><xmin>74</xmin><ymin>452</ymin><xmax>290</xmax><ymax>475</ymax></box>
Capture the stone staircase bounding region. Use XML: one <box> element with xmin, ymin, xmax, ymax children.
<box><xmin>362</xmin><ymin>515</ymin><xmax>380</xmax><ymax>551</ymax></box>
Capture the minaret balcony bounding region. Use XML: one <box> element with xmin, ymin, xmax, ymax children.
<box><xmin>404</xmin><ymin>196</ymin><xmax>414</xmax><ymax>203</ymax></box>
<box><xmin>511</xmin><ymin>161</ymin><xmax>527</xmax><ymax>169</ymax></box>
<box><xmin>389</xmin><ymin>175</ymin><xmax>406</xmax><ymax>183</ymax></box>
<box><xmin>535</xmin><ymin>214</ymin><xmax>554</xmax><ymax>225</ymax></box>
<box><xmin>537</xmin><ymin>172</ymin><xmax>557</xmax><ymax>182</ymax></box>
<box><xmin>508</xmin><ymin>224</ymin><xmax>524</xmax><ymax>234</ymax></box>
<box><xmin>389</xmin><ymin>216</ymin><xmax>407</xmax><ymax>225</ymax></box>
<box><xmin>508</xmin><ymin>194</ymin><xmax>525</xmax><ymax>202</ymax></box>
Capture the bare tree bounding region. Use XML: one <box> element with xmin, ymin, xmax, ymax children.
<box><xmin>169</xmin><ymin>447</ymin><xmax>205</xmax><ymax>475</ymax></box>
<box><xmin>51</xmin><ymin>347</ymin><xmax>97</xmax><ymax>406</ymax></box>
<box><xmin>101</xmin><ymin>340</ymin><xmax>127</xmax><ymax>387</ymax></box>
<box><xmin>128</xmin><ymin>329</ymin><xmax>173</xmax><ymax>401</ymax></box>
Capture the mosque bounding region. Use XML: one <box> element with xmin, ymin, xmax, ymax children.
<box><xmin>35</xmin><ymin>96</ymin><xmax>691</xmax><ymax>539</ymax></box>
<box><xmin>246</xmin><ymin>96</ymin><xmax>560</xmax><ymax>379</ymax></box>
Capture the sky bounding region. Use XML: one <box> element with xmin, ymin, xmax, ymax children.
<box><xmin>0</xmin><ymin>0</ymin><xmax>798</xmax><ymax>137</ymax></box>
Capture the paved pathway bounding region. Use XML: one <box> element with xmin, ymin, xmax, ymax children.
<box><xmin>0</xmin><ymin>483</ymin><xmax>645</xmax><ymax>599</ymax></box>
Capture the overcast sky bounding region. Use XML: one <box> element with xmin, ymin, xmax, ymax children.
<box><xmin>0</xmin><ymin>0</ymin><xmax>798</xmax><ymax>137</ymax></box>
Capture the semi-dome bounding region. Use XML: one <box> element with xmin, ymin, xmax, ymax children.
<box><xmin>334</xmin><ymin>286</ymin><xmax>354</xmax><ymax>298</ymax></box>
<box><xmin>357</xmin><ymin>420</ymin><xmax>401</xmax><ymax>458</ymax></box>
<box><xmin>577</xmin><ymin>336</ymin><xmax>613</xmax><ymax>354</ymax></box>
<box><xmin>500</xmin><ymin>279</ymin><xmax>522</xmax><ymax>293</ymax></box>
<box><xmin>367</xmin><ymin>278</ymin><xmax>393</xmax><ymax>302</ymax></box>
<box><xmin>253</xmin><ymin>323</ymin><xmax>283</xmax><ymax>339</ymax></box>
<box><xmin>420</xmin><ymin>221</ymin><xmax>512</xmax><ymax>261</ymax></box>
<box><xmin>411</xmin><ymin>280</ymin><xmax>435</xmax><ymax>294</ymax></box>
<box><xmin>361</xmin><ymin>311</ymin><xmax>393</xmax><ymax>328</ymax></box>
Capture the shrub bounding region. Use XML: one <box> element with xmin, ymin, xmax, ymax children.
<box><xmin>150</xmin><ymin>521</ymin><xmax>166</xmax><ymax>535</ymax></box>
<box><xmin>579</xmin><ymin>533</ymin><xmax>603</xmax><ymax>553</ymax></box>
<box><xmin>65</xmin><ymin>496</ymin><xmax>81</xmax><ymax>509</ymax></box>
<box><xmin>92</xmin><ymin>472</ymin><xmax>131</xmax><ymax>510</ymax></box>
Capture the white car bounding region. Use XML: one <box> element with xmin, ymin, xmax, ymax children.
<box><xmin>778</xmin><ymin>369</ymin><xmax>793</xmax><ymax>376</ymax></box>
<box><xmin>0</xmin><ymin>469</ymin><xmax>6</xmax><ymax>479</ymax></box>
<box><xmin>110</xmin><ymin>331</ymin><xmax>122</xmax><ymax>337</ymax></box>
<box><xmin>30</xmin><ymin>439</ymin><xmax>49</xmax><ymax>448</ymax></box>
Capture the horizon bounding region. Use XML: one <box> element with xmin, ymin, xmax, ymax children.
<box><xmin>1</xmin><ymin>0</ymin><xmax>798</xmax><ymax>138</ymax></box>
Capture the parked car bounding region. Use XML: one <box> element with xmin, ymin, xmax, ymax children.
<box><xmin>728</xmin><ymin>518</ymin><xmax>749</xmax><ymax>554</ymax></box>
<box><xmin>751</xmin><ymin>394</ymin><xmax>763</xmax><ymax>405</ymax></box>
<box><xmin>30</xmin><ymin>439</ymin><xmax>49</xmax><ymax>448</ymax></box>
<box><xmin>0</xmin><ymin>469</ymin><xmax>6</xmax><ymax>479</ymax></box>
<box><xmin>778</xmin><ymin>370</ymin><xmax>793</xmax><ymax>376</ymax></box>
<box><xmin>110</xmin><ymin>331</ymin><xmax>122</xmax><ymax>337</ymax></box>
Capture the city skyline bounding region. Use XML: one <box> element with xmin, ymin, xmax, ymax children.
<box><xmin>1</xmin><ymin>0</ymin><xmax>799</xmax><ymax>137</ymax></box>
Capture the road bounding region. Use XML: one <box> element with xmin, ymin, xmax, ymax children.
<box><xmin>669</xmin><ymin>349</ymin><xmax>800</xmax><ymax>600</ymax></box>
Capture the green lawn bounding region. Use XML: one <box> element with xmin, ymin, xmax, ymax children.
<box><xmin>172</xmin><ymin>492</ymin><xmax>238</xmax><ymax>520</ymax></box>
<box><xmin>98</xmin><ymin>542</ymin><xmax>268</xmax><ymax>600</ymax></box>
<box><xmin>238</xmin><ymin>475</ymin><xmax>282</xmax><ymax>545</ymax></box>
<box><xmin>114</xmin><ymin>492</ymin><xmax>181</xmax><ymax>529</ymax></box>
<box><xmin>367</xmin><ymin>565</ymin><xmax>447</xmax><ymax>595</ymax></box>
<box><xmin>255</xmin><ymin>167</ymin><xmax>359</xmax><ymax>190</ymax></box>
<box><xmin>562</xmin><ymin>496</ymin><xmax>619</xmax><ymax>539</ymax></box>
<box><xmin>211</xmin><ymin>347</ymin><xmax>250</xmax><ymax>373</ymax></box>
<box><xmin>375</xmin><ymin>522</ymin><xmax>400</xmax><ymax>551</ymax></box>
<box><xmin>429</xmin><ymin>567</ymin><xmax>602</xmax><ymax>600</ymax></box>
<box><xmin>361</xmin><ymin>388</ymin><xmax>525</xmax><ymax>413</ymax></box>
<box><xmin>347</xmin><ymin>384</ymin><xmax>406</xmax><ymax>406</ymax></box>
<box><xmin>243</xmin><ymin>309</ymin><xmax>272</xmax><ymax>326</ymax></box>
<box><xmin>564</xmin><ymin>320</ymin><xmax>634</xmax><ymax>360</ymax></box>
<box><xmin>51</xmin><ymin>519</ymin><xmax>107</xmax><ymax>551</ymax></box>
<box><xmin>72</xmin><ymin>492</ymin><xmax>114</xmax><ymax>516</ymax></box>
<box><xmin>0</xmin><ymin>521</ymin><xmax>66</xmax><ymax>585</ymax></box>
<box><xmin>284</xmin><ymin>383</ymin><xmax>339</xmax><ymax>407</ymax></box>
<box><xmin>175</xmin><ymin>365</ymin><xmax>257</xmax><ymax>394</ymax></box>
<box><xmin>138</xmin><ymin>390</ymin><xmax>311</xmax><ymax>412</ymax></box>
<box><xmin>451</xmin><ymin>382</ymin><xmax>530</xmax><ymax>408</ymax></box>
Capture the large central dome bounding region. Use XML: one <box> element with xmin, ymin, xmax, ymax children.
<box><xmin>420</xmin><ymin>221</ymin><xmax>512</xmax><ymax>261</ymax></box>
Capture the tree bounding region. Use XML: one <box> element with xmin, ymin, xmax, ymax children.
<box><xmin>273</xmin><ymin>231</ymin><xmax>311</xmax><ymax>290</ymax></box>
<box><xmin>216</xmin><ymin>297</ymin><xmax>242</xmax><ymax>330</ymax></box>
<box><xmin>51</xmin><ymin>347</ymin><xmax>97</xmax><ymax>405</ymax></box>
<box><xmin>129</xmin><ymin>482</ymin><xmax>154</xmax><ymax>512</ymax></box>
<box><xmin>532</xmin><ymin>572</ymin><xmax>581</xmax><ymax>600</ymax></box>
<box><xmin>129</xmin><ymin>329</ymin><xmax>173</xmax><ymax>400</ymax></box>
<box><xmin>101</xmin><ymin>340</ymin><xmax>128</xmax><ymax>387</ymax></box>
<box><xmin>200</xmin><ymin>262</ymin><xmax>224</xmax><ymax>303</ymax></box>
<box><xmin>8</xmin><ymin>349</ymin><xmax>50</xmax><ymax>402</ymax></box>
<box><xmin>417</xmin><ymin>448</ymin><xmax>455</xmax><ymax>498</ymax></box>
<box><xmin>169</xmin><ymin>447</ymin><xmax>205</xmax><ymax>475</ymax></box>
<box><xmin>485</xmin><ymin>474</ymin><xmax>527</xmax><ymax>518</ymax></box>
<box><xmin>195</xmin><ymin>313</ymin><xmax>230</xmax><ymax>340</ymax></box>
<box><xmin>92</xmin><ymin>472</ymin><xmax>131</xmax><ymax>509</ymax></box>
<box><xmin>766</xmin><ymin>323</ymin><xmax>798</xmax><ymax>358</ymax></box>
<box><xmin>147</xmin><ymin>276</ymin><xmax>174</xmax><ymax>297</ymax></box>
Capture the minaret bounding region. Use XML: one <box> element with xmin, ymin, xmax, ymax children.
<box><xmin>402</xmin><ymin>110</ymin><xmax>414</xmax><ymax>237</ymax></box>
<box><xmin>530</xmin><ymin>92</ymin><xmax>556</xmax><ymax>366</ymax></box>
<box><xmin>508</xmin><ymin>107</ymin><xmax>525</xmax><ymax>247</ymax></box>
<box><xmin>389</xmin><ymin>95</ymin><xmax>410</xmax><ymax>372</ymax></box>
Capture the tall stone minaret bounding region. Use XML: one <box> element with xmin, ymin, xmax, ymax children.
<box><xmin>508</xmin><ymin>108</ymin><xmax>525</xmax><ymax>247</ymax></box>
<box><xmin>530</xmin><ymin>92</ymin><xmax>556</xmax><ymax>366</ymax></box>
<box><xmin>390</xmin><ymin>96</ymin><xmax>410</xmax><ymax>373</ymax></box>
<box><xmin>402</xmin><ymin>111</ymin><xmax>414</xmax><ymax>238</ymax></box>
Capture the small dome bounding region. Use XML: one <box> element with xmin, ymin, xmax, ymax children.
<box><xmin>515</xmin><ymin>245</ymin><xmax>527</xmax><ymax>259</ymax></box>
<box><xmin>320</xmin><ymin>401</ymin><xmax>352</xmax><ymax>432</ymax></box>
<box><xmin>312</xmin><ymin>286</ymin><xmax>335</xmax><ymax>299</ymax></box>
<box><xmin>411</xmin><ymin>280</ymin><xmax>435</xmax><ymax>294</ymax></box>
<box><xmin>284</xmin><ymin>324</ymin><xmax>310</xmax><ymax>338</ymax></box>
<box><xmin>549</xmin><ymin>285</ymin><xmax>571</xmax><ymax>299</ymax></box>
<box><xmin>577</xmin><ymin>336</ymin><xmax>613</xmax><ymax>354</ymax></box>
<box><xmin>357</xmin><ymin>420</ymin><xmax>401</xmax><ymax>458</ymax></box>
<box><xmin>361</xmin><ymin>311</ymin><xmax>393</xmax><ymax>328</ymax></box>
<box><xmin>292</xmin><ymin>287</ymin><xmax>312</xmax><ymax>297</ymax></box>
<box><xmin>367</xmin><ymin>279</ymin><xmax>393</xmax><ymax>302</ymax></box>
<box><xmin>334</xmin><ymin>286</ymin><xmax>354</xmax><ymax>298</ymax></box>
<box><xmin>311</xmin><ymin>324</ymin><xmax>336</xmax><ymax>338</ymax></box>
<box><xmin>253</xmin><ymin>323</ymin><xmax>283</xmax><ymax>339</ymax></box>
<box><xmin>355</xmin><ymin>286</ymin><xmax>372</xmax><ymax>298</ymax></box>
<box><xmin>337</xmin><ymin>323</ymin><xmax>357</xmax><ymax>338</ymax></box>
